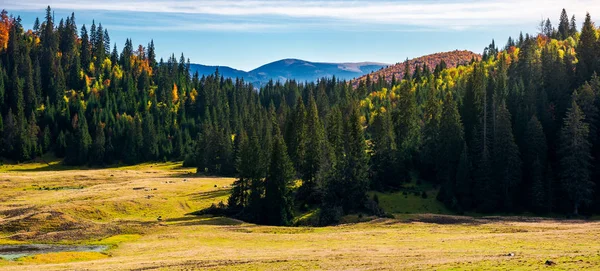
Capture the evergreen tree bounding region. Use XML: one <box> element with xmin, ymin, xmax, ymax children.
<box><xmin>420</xmin><ymin>79</ymin><xmax>441</xmax><ymax>182</ymax></box>
<box><xmin>436</xmin><ymin>92</ymin><xmax>465</xmax><ymax>204</ymax></box>
<box><xmin>492</xmin><ymin>103</ymin><xmax>521</xmax><ymax>211</ymax></box>
<box><xmin>264</xmin><ymin>127</ymin><xmax>295</xmax><ymax>226</ymax></box>
<box><xmin>393</xmin><ymin>80</ymin><xmax>419</xmax><ymax>181</ymax></box>
<box><xmin>558</xmin><ymin>9</ymin><xmax>570</xmax><ymax>39</ymax></box>
<box><xmin>576</xmin><ymin>13</ymin><xmax>598</xmax><ymax>84</ymax></box>
<box><xmin>370</xmin><ymin>109</ymin><xmax>398</xmax><ymax>190</ymax></box>
<box><xmin>90</xmin><ymin>122</ymin><xmax>105</xmax><ymax>165</ymax></box>
<box><xmin>300</xmin><ymin>94</ymin><xmax>325</xmax><ymax>202</ymax></box>
<box><xmin>559</xmin><ymin>99</ymin><xmax>593</xmax><ymax>215</ymax></box>
<box><xmin>142</xmin><ymin>112</ymin><xmax>159</xmax><ymax>160</ymax></box>
<box><xmin>287</xmin><ymin>97</ymin><xmax>306</xmax><ymax>173</ymax></box>
<box><xmin>65</xmin><ymin>114</ymin><xmax>92</xmax><ymax>165</ymax></box>
<box><xmin>523</xmin><ymin>116</ymin><xmax>548</xmax><ymax>211</ymax></box>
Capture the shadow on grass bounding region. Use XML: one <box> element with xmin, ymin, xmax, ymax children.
<box><xmin>5</xmin><ymin>162</ymin><xmax>129</xmax><ymax>172</ymax></box>
<box><xmin>187</xmin><ymin>189</ymin><xmax>230</xmax><ymax>202</ymax></box>
<box><xmin>165</xmin><ymin>216</ymin><xmax>243</xmax><ymax>226</ymax></box>
<box><xmin>394</xmin><ymin>213</ymin><xmax>599</xmax><ymax>226</ymax></box>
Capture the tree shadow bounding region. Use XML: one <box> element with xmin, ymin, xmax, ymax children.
<box><xmin>187</xmin><ymin>189</ymin><xmax>231</xmax><ymax>202</ymax></box>
<box><xmin>165</xmin><ymin>215</ymin><xmax>243</xmax><ymax>226</ymax></box>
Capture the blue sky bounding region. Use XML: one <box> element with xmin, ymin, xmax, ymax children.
<box><xmin>4</xmin><ymin>0</ymin><xmax>599</xmax><ymax>71</ymax></box>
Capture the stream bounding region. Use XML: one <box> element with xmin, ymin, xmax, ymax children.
<box><xmin>0</xmin><ymin>244</ymin><xmax>108</xmax><ymax>260</ymax></box>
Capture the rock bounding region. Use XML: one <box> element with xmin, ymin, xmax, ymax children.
<box><xmin>507</xmin><ymin>252</ymin><xmax>515</xmax><ymax>257</ymax></box>
<box><xmin>545</xmin><ymin>260</ymin><xmax>555</xmax><ymax>266</ymax></box>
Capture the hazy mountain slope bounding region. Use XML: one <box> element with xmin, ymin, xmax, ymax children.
<box><xmin>189</xmin><ymin>64</ymin><xmax>248</xmax><ymax>79</ymax></box>
<box><xmin>190</xmin><ymin>59</ymin><xmax>388</xmax><ymax>86</ymax></box>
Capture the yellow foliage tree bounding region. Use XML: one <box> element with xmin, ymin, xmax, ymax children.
<box><xmin>172</xmin><ymin>83</ymin><xmax>179</xmax><ymax>103</ymax></box>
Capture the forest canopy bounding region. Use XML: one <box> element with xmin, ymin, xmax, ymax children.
<box><xmin>1</xmin><ymin>7</ymin><xmax>600</xmax><ymax>225</ymax></box>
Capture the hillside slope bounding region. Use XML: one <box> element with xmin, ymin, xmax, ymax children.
<box><xmin>354</xmin><ymin>50</ymin><xmax>481</xmax><ymax>86</ymax></box>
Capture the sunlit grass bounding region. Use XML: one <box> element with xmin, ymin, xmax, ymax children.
<box><xmin>16</xmin><ymin>252</ymin><xmax>108</xmax><ymax>264</ymax></box>
<box><xmin>0</xmin><ymin>162</ymin><xmax>599</xmax><ymax>270</ymax></box>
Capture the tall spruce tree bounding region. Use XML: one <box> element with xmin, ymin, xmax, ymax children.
<box><xmin>559</xmin><ymin>99</ymin><xmax>593</xmax><ymax>215</ymax></box>
<box><xmin>264</xmin><ymin>126</ymin><xmax>295</xmax><ymax>226</ymax></box>
<box><xmin>370</xmin><ymin>109</ymin><xmax>398</xmax><ymax>190</ymax></box>
<box><xmin>492</xmin><ymin>103</ymin><xmax>521</xmax><ymax>211</ymax></box>
<box><xmin>576</xmin><ymin>13</ymin><xmax>598</xmax><ymax>84</ymax></box>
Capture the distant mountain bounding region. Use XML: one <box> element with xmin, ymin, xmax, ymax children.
<box><xmin>354</xmin><ymin>50</ymin><xmax>481</xmax><ymax>86</ymax></box>
<box><xmin>190</xmin><ymin>59</ymin><xmax>389</xmax><ymax>87</ymax></box>
<box><xmin>189</xmin><ymin>64</ymin><xmax>247</xmax><ymax>80</ymax></box>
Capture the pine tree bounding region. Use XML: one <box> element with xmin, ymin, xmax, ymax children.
<box><xmin>393</xmin><ymin>80</ymin><xmax>419</xmax><ymax>181</ymax></box>
<box><xmin>558</xmin><ymin>9</ymin><xmax>570</xmax><ymax>39</ymax></box>
<box><xmin>559</xmin><ymin>99</ymin><xmax>593</xmax><ymax>215</ymax></box>
<box><xmin>341</xmin><ymin>107</ymin><xmax>370</xmax><ymax>211</ymax></box>
<box><xmin>569</xmin><ymin>15</ymin><xmax>577</xmax><ymax>36</ymax></box>
<box><xmin>524</xmin><ymin>116</ymin><xmax>548</xmax><ymax>211</ymax></box>
<box><xmin>287</xmin><ymin>97</ymin><xmax>306</xmax><ymax>173</ymax></box>
<box><xmin>263</xmin><ymin>126</ymin><xmax>295</xmax><ymax>225</ymax></box>
<box><xmin>300</xmin><ymin>94</ymin><xmax>325</xmax><ymax>201</ymax></box>
<box><xmin>576</xmin><ymin>13</ymin><xmax>597</xmax><ymax>84</ymax></box>
<box><xmin>326</xmin><ymin>107</ymin><xmax>344</xmax><ymax>164</ymax></box>
<box><xmin>492</xmin><ymin>103</ymin><xmax>521</xmax><ymax>211</ymax></box>
<box><xmin>455</xmin><ymin>142</ymin><xmax>472</xmax><ymax>209</ymax></box>
<box><xmin>65</xmin><ymin>114</ymin><xmax>92</xmax><ymax>165</ymax></box>
<box><xmin>420</xmin><ymin>79</ymin><xmax>441</xmax><ymax>182</ymax></box>
<box><xmin>370</xmin><ymin>109</ymin><xmax>398</xmax><ymax>190</ymax></box>
<box><xmin>90</xmin><ymin>122</ymin><xmax>105</xmax><ymax>165</ymax></box>
<box><xmin>436</xmin><ymin>92</ymin><xmax>465</xmax><ymax>204</ymax></box>
<box><xmin>229</xmin><ymin>130</ymin><xmax>249</xmax><ymax>210</ymax></box>
<box><xmin>142</xmin><ymin>112</ymin><xmax>159</xmax><ymax>160</ymax></box>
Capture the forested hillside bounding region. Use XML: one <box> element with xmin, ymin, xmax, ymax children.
<box><xmin>353</xmin><ymin>50</ymin><xmax>481</xmax><ymax>87</ymax></box>
<box><xmin>1</xmin><ymin>7</ymin><xmax>600</xmax><ymax>225</ymax></box>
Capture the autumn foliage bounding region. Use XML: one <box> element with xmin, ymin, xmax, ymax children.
<box><xmin>0</xmin><ymin>10</ymin><xmax>13</xmax><ymax>51</ymax></box>
<box><xmin>354</xmin><ymin>50</ymin><xmax>481</xmax><ymax>87</ymax></box>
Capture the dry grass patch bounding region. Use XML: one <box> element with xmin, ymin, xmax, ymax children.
<box><xmin>1</xmin><ymin>162</ymin><xmax>599</xmax><ymax>270</ymax></box>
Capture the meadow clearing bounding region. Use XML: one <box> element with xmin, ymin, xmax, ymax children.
<box><xmin>0</xmin><ymin>162</ymin><xmax>599</xmax><ymax>270</ymax></box>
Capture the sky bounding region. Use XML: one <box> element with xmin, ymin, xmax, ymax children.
<box><xmin>3</xmin><ymin>0</ymin><xmax>600</xmax><ymax>71</ymax></box>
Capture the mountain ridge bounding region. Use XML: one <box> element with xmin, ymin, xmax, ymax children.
<box><xmin>190</xmin><ymin>59</ymin><xmax>389</xmax><ymax>86</ymax></box>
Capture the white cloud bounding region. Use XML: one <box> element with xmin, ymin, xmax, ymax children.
<box><xmin>5</xmin><ymin>0</ymin><xmax>600</xmax><ymax>30</ymax></box>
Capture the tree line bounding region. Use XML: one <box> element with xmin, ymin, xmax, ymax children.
<box><xmin>1</xmin><ymin>8</ymin><xmax>600</xmax><ymax>225</ymax></box>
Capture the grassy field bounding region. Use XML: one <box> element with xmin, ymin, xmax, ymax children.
<box><xmin>1</xmin><ymin>162</ymin><xmax>599</xmax><ymax>270</ymax></box>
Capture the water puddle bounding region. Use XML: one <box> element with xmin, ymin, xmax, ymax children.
<box><xmin>0</xmin><ymin>244</ymin><xmax>108</xmax><ymax>260</ymax></box>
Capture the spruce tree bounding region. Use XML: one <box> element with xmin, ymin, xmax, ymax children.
<box><xmin>559</xmin><ymin>99</ymin><xmax>593</xmax><ymax>215</ymax></box>
<box><xmin>576</xmin><ymin>13</ymin><xmax>597</xmax><ymax>84</ymax></box>
<box><xmin>142</xmin><ymin>112</ymin><xmax>159</xmax><ymax>160</ymax></box>
<box><xmin>436</xmin><ymin>92</ymin><xmax>465</xmax><ymax>204</ymax></box>
<box><xmin>558</xmin><ymin>9</ymin><xmax>570</xmax><ymax>39</ymax></box>
<box><xmin>492</xmin><ymin>103</ymin><xmax>521</xmax><ymax>211</ymax></box>
<box><xmin>90</xmin><ymin>122</ymin><xmax>105</xmax><ymax>165</ymax></box>
<box><xmin>264</xmin><ymin>126</ymin><xmax>295</xmax><ymax>226</ymax></box>
<box><xmin>300</xmin><ymin>94</ymin><xmax>325</xmax><ymax>201</ymax></box>
<box><xmin>524</xmin><ymin>116</ymin><xmax>548</xmax><ymax>211</ymax></box>
<box><xmin>370</xmin><ymin>109</ymin><xmax>398</xmax><ymax>190</ymax></box>
<box><xmin>341</xmin><ymin>107</ymin><xmax>370</xmax><ymax>211</ymax></box>
<box><xmin>420</xmin><ymin>79</ymin><xmax>441</xmax><ymax>182</ymax></box>
<box><xmin>287</xmin><ymin>97</ymin><xmax>306</xmax><ymax>173</ymax></box>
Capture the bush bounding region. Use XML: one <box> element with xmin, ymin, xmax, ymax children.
<box><xmin>319</xmin><ymin>206</ymin><xmax>343</xmax><ymax>226</ymax></box>
<box><xmin>421</xmin><ymin>191</ymin><xmax>428</xmax><ymax>199</ymax></box>
<box><xmin>188</xmin><ymin>201</ymin><xmax>231</xmax><ymax>216</ymax></box>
